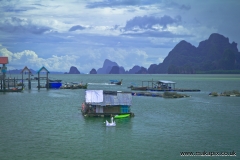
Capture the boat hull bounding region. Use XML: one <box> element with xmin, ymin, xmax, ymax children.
<box><xmin>49</xmin><ymin>82</ymin><xmax>62</xmax><ymax>89</ymax></box>
<box><xmin>114</xmin><ymin>114</ymin><xmax>130</xmax><ymax>119</ymax></box>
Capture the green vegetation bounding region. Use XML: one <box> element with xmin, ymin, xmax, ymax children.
<box><xmin>209</xmin><ymin>92</ymin><xmax>219</xmax><ymax>96</ymax></box>
<box><xmin>210</xmin><ymin>90</ymin><xmax>240</xmax><ymax>97</ymax></box>
<box><xmin>163</xmin><ymin>91</ymin><xmax>189</xmax><ymax>98</ymax></box>
<box><xmin>221</xmin><ymin>90</ymin><xmax>240</xmax><ymax>96</ymax></box>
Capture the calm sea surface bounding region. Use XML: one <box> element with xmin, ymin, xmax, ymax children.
<box><xmin>0</xmin><ymin>74</ymin><xmax>240</xmax><ymax>160</ymax></box>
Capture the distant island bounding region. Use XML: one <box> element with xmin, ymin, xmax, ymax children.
<box><xmin>89</xmin><ymin>33</ymin><xmax>240</xmax><ymax>74</ymax></box>
<box><xmin>64</xmin><ymin>66</ymin><xmax>80</xmax><ymax>74</ymax></box>
<box><xmin>7</xmin><ymin>33</ymin><xmax>240</xmax><ymax>74</ymax></box>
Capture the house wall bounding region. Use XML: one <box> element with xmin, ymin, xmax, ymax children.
<box><xmin>103</xmin><ymin>106</ymin><xmax>121</xmax><ymax>113</ymax></box>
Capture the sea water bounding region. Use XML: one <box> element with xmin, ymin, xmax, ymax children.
<box><xmin>0</xmin><ymin>74</ymin><xmax>239</xmax><ymax>160</ymax></box>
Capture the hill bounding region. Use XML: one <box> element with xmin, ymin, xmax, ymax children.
<box><xmin>148</xmin><ymin>33</ymin><xmax>240</xmax><ymax>74</ymax></box>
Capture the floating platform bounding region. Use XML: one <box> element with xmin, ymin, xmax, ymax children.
<box><xmin>83</xmin><ymin>112</ymin><xmax>135</xmax><ymax>117</ymax></box>
<box><xmin>130</xmin><ymin>80</ymin><xmax>200</xmax><ymax>92</ymax></box>
<box><xmin>131</xmin><ymin>91</ymin><xmax>190</xmax><ymax>98</ymax></box>
<box><xmin>209</xmin><ymin>90</ymin><xmax>240</xmax><ymax>97</ymax></box>
<box><xmin>60</xmin><ymin>83</ymin><xmax>87</xmax><ymax>89</ymax></box>
<box><xmin>0</xmin><ymin>88</ymin><xmax>23</xmax><ymax>92</ymax></box>
<box><xmin>147</xmin><ymin>88</ymin><xmax>200</xmax><ymax>92</ymax></box>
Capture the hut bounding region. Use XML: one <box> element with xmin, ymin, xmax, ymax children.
<box><xmin>37</xmin><ymin>66</ymin><xmax>49</xmax><ymax>89</ymax></box>
<box><xmin>0</xmin><ymin>57</ymin><xmax>8</xmax><ymax>91</ymax></box>
<box><xmin>81</xmin><ymin>90</ymin><xmax>134</xmax><ymax>117</ymax></box>
<box><xmin>21</xmin><ymin>66</ymin><xmax>32</xmax><ymax>89</ymax></box>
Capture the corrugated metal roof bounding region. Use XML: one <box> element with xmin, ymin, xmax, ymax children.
<box><xmin>86</xmin><ymin>91</ymin><xmax>132</xmax><ymax>106</ymax></box>
<box><xmin>0</xmin><ymin>57</ymin><xmax>8</xmax><ymax>64</ymax></box>
<box><xmin>158</xmin><ymin>80</ymin><xmax>176</xmax><ymax>84</ymax></box>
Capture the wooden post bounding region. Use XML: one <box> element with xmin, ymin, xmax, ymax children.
<box><xmin>28</xmin><ymin>71</ymin><xmax>31</xmax><ymax>89</ymax></box>
<box><xmin>38</xmin><ymin>72</ymin><xmax>40</xmax><ymax>89</ymax></box>
<box><xmin>29</xmin><ymin>78</ymin><xmax>31</xmax><ymax>89</ymax></box>
<box><xmin>3</xmin><ymin>64</ymin><xmax>6</xmax><ymax>91</ymax></box>
<box><xmin>14</xmin><ymin>77</ymin><xmax>16</xmax><ymax>87</ymax></box>
<box><xmin>46</xmin><ymin>73</ymin><xmax>49</xmax><ymax>89</ymax></box>
<box><xmin>7</xmin><ymin>77</ymin><xmax>9</xmax><ymax>89</ymax></box>
<box><xmin>152</xmin><ymin>79</ymin><xmax>153</xmax><ymax>88</ymax></box>
<box><xmin>22</xmin><ymin>71</ymin><xmax>23</xmax><ymax>90</ymax></box>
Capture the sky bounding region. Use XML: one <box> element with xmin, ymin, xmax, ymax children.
<box><xmin>0</xmin><ymin>0</ymin><xmax>240</xmax><ymax>73</ymax></box>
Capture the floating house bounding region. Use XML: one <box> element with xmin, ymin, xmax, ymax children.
<box><xmin>81</xmin><ymin>90</ymin><xmax>134</xmax><ymax>117</ymax></box>
<box><xmin>130</xmin><ymin>80</ymin><xmax>200</xmax><ymax>92</ymax></box>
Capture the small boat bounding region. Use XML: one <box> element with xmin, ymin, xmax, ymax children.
<box><xmin>114</xmin><ymin>114</ymin><xmax>130</xmax><ymax>119</ymax></box>
<box><xmin>49</xmin><ymin>79</ymin><xmax>62</xmax><ymax>82</ymax></box>
<box><xmin>130</xmin><ymin>86</ymin><xmax>148</xmax><ymax>90</ymax></box>
<box><xmin>109</xmin><ymin>79</ymin><xmax>122</xmax><ymax>85</ymax></box>
<box><xmin>48</xmin><ymin>81</ymin><xmax>62</xmax><ymax>88</ymax></box>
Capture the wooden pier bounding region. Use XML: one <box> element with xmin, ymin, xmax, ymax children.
<box><xmin>0</xmin><ymin>77</ymin><xmax>24</xmax><ymax>92</ymax></box>
<box><xmin>0</xmin><ymin>57</ymin><xmax>23</xmax><ymax>92</ymax></box>
<box><xmin>0</xmin><ymin>60</ymin><xmax>52</xmax><ymax>92</ymax></box>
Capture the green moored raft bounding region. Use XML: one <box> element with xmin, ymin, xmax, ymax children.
<box><xmin>114</xmin><ymin>114</ymin><xmax>130</xmax><ymax>119</ymax></box>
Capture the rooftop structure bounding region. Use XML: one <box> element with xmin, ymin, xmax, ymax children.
<box><xmin>0</xmin><ymin>57</ymin><xmax>8</xmax><ymax>64</ymax></box>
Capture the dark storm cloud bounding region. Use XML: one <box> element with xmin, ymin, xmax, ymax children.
<box><xmin>86</xmin><ymin>0</ymin><xmax>155</xmax><ymax>8</ymax></box>
<box><xmin>69</xmin><ymin>25</ymin><xmax>86</xmax><ymax>32</ymax></box>
<box><xmin>180</xmin><ymin>4</ymin><xmax>191</xmax><ymax>10</ymax></box>
<box><xmin>1</xmin><ymin>5</ymin><xmax>37</xmax><ymax>12</ymax></box>
<box><xmin>0</xmin><ymin>17</ymin><xmax>51</xmax><ymax>34</ymax></box>
<box><xmin>123</xmin><ymin>15</ymin><xmax>181</xmax><ymax>31</ymax></box>
<box><xmin>121</xmin><ymin>30</ymin><xmax>193</xmax><ymax>38</ymax></box>
<box><xmin>166</xmin><ymin>1</ymin><xmax>191</xmax><ymax>11</ymax></box>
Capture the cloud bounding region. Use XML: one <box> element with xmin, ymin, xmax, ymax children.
<box><xmin>3</xmin><ymin>6</ymin><xmax>37</xmax><ymax>13</ymax></box>
<box><xmin>0</xmin><ymin>45</ymin><xmax>80</xmax><ymax>72</ymax></box>
<box><xmin>86</xmin><ymin>0</ymin><xmax>147</xmax><ymax>8</ymax></box>
<box><xmin>0</xmin><ymin>17</ymin><xmax>51</xmax><ymax>34</ymax></box>
<box><xmin>165</xmin><ymin>1</ymin><xmax>191</xmax><ymax>11</ymax></box>
<box><xmin>69</xmin><ymin>25</ymin><xmax>86</xmax><ymax>31</ymax></box>
<box><xmin>123</xmin><ymin>15</ymin><xmax>181</xmax><ymax>31</ymax></box>
<box><xmin>121</xmin><ymin>30</ymin><xmax>193</xmax><ymax>38</ymax></box>
<box><xmin>81</xmin><ymin>47</ymin><xmax>149</xmax><ymax>70</ymax></box>
<box><xmin>0</xmin><ymin>43</ymin><xmax>155</xmax><ymax>73</ymax></box>
<box><xmin>180</xmin><ymin>4</ymin><xmax>191</xmax><ymax>10</ymax></box>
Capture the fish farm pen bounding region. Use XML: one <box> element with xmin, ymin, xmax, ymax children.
<box><xmin>130</xmin><ymin>80</ymin><xmax>200</xmax><ymax>92</ymax></box>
